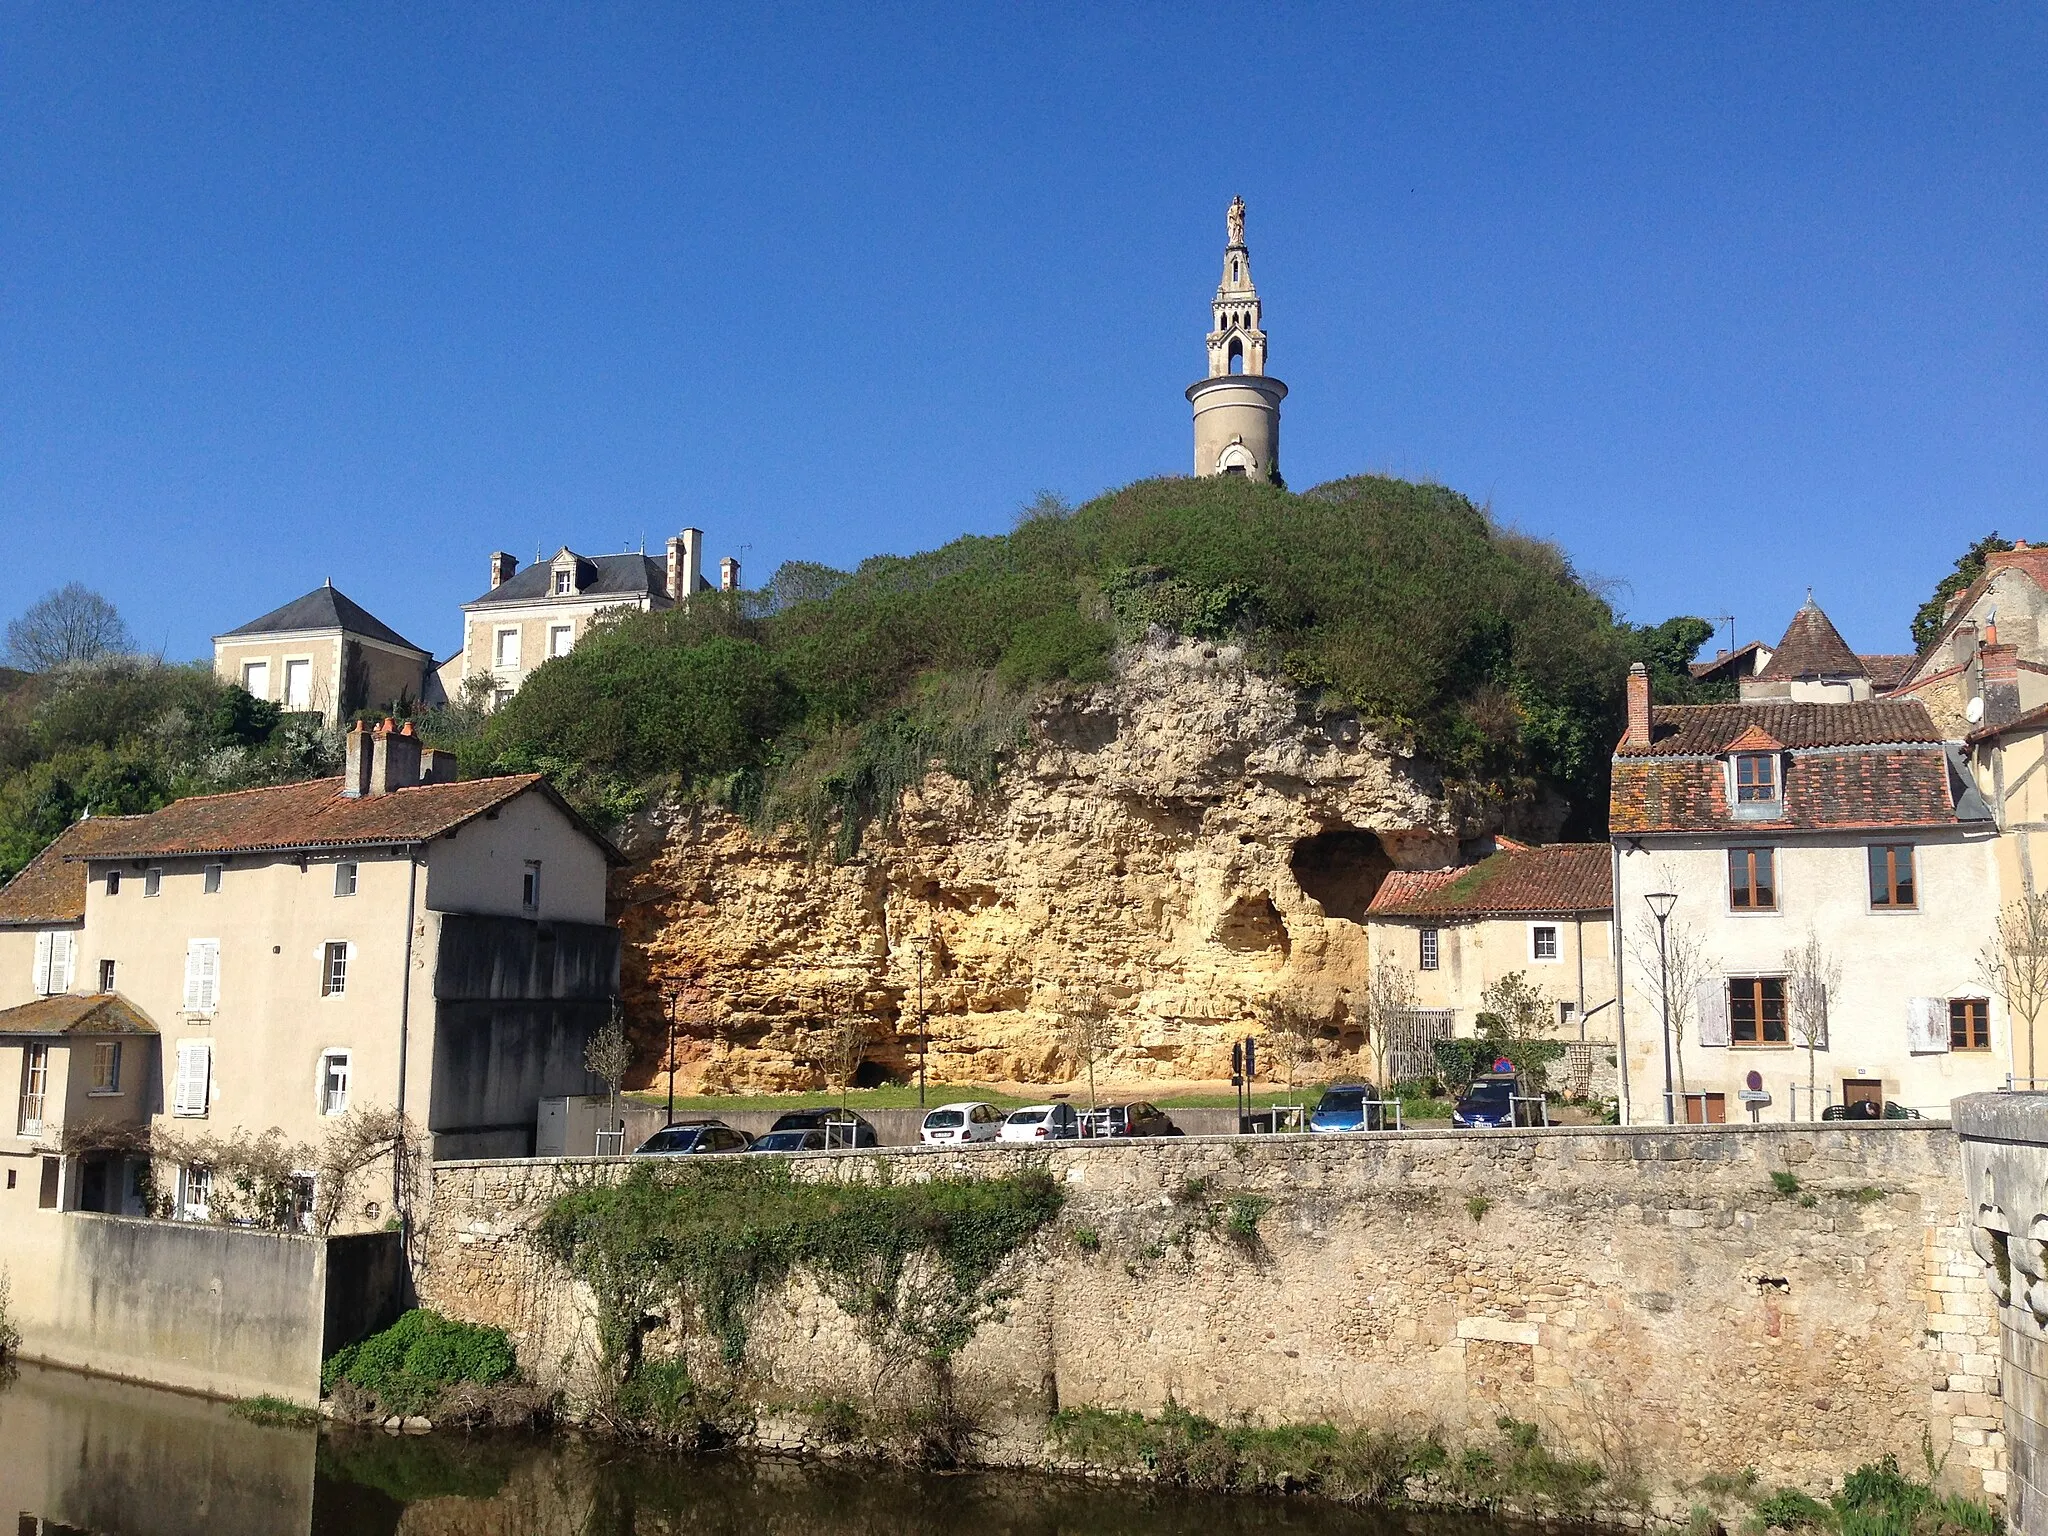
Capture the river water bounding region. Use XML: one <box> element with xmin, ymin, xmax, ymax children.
<box><xmin>0</xmin><ymin>1360</ymin><xmax>1518</xmax><ymax>1535</ymax></box>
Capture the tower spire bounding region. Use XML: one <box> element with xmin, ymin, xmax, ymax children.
<box><xmin>1186</xmin><ymin>197</ymin><xmax>1287</xmax><ymax>482</ymax></box>
<box><xmin>1207</xmin><ymin>195</ymin><xmax>1267</xmax><ymax>378</ymax></box>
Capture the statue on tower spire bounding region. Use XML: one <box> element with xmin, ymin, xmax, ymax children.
<box><xmin>1227</xmin><ymin>194</ymin><xmax>1246</xmax><ymax>246</ymax></box>
<box><xmin>1186</xmin><ymin>196</ymin><xmax>1287</xmax><ymax>481</ymax></box>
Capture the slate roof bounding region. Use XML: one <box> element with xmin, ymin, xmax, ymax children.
<box><xmin>217</xmin><ymin>584</ymin><xmax>428</xmax><ymax>654</ymax></box>
<box><xmin>1756</xmin><ymin>598</ymin><xmax>1865</xmax><ymax>681</ymax></box>
<box><xmin>66</xmin><ymin>775</ymin><xmax>625</xmax><ymax>864</ymax></box>
<box><xmin>467</xmin><ymin>553</ymin><xmax>670</xmax><ymax>608</ymax></box>
<box><xmin>0</xmin><ymin>817</ymin><xmax>146</xmax><ymax>926</ymax></box>
<box><xmin>1610</xmin><ymin>699</ymin><xmax>1963</xmax><ymax>835</ymax></box>
<box><xmin>0</xmin><ymin>992</ymin><xmax>158</xmax><ymax>1037</ymax></box>
<box><xmin>1367</xmin><ymin>844</ymin><xmax>1611</xmax><ymax>919</ymax></box>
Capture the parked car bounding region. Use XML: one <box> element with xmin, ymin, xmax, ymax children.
<box><xmin>634</xmin><ymin>1120</ymin><xmax>752</xmax><ymax>1155</ymax></box>
<box><xmin>1451</xmin><ymin>1077</ymin><xmax>1518</xmax><ymax>1130</ymax></box>
<box><xmin>1086</xmin><ymin>1102</ymin><xmax>1182</xmax><ymax>1138</ymax></box>
<box><xmin>1309</xmin><ymin>1083</ymin><xmax>1385</xmax><ymax>1133</ymax></box>
<box><xmin>749</xmin><ymin>1127</ymin><xmax>830</xmax><ymax>1153</ymax></box>
<box><xmin>999</xmin><ymin>1102</ymin><xmax>1082</xmax><ymax>1142</ymax></box>
<box><xmin>921</xmin><ymin>1102</ymin><xmax>1007</xmax><ymax>1145</ymax></box>
<box><xmin>766</xmin><ymin>1108</ymin><xmax>879</xmax><ymax>1148</ymax></box>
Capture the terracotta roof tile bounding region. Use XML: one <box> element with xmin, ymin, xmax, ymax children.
<box><xmin>1726</xmin><ymin>724</ymin><xmax>1785</xmax><ymax>753</ymax></box>
<box><xmin>1610</xmin><ymin>748</ymin><xmax>1957</xmax><ymax>834</ymax></box>
<box><xmin>1614</xmin><ymin>699</ymin><xmax>1940</xmax><ymax>758</ymax></box>
<box><xmin>1689</xmin><ymin>640</ymin><xmax>1768</xmax><ymax>681</ymax></box>
<box><xmin>1367</xmin><ymin>844</ymin><xmax>1611</xmax><ymax>918</ymax></box>
<box><xmin>0</xmin><ymin>992</ymin><xmax>158</xmax><ymax>1037</ymax></box>
<box><xmin>70</xmin><ymin>774</ymin><xmax>623</xmax><ymax>863</ymax></box>
<box><xmin>1756</xmin><ymin>600</ymin><xmax>1865</xmax><ymax>681</ymax></box>
<box><xmin>0</xmin><ymin>817</ymin><xmax>147</xmax><ymax>926</ymax></box>
<box><xmin>1859</xmin><ymin>654</ymin><xmax>1916</xmax><ymax>690</ymax></box>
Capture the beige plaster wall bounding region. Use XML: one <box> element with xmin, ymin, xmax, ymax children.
<box><xmin>212</xmin><ymin>634</ymin><xmax>342</xmax><ymax>715</ymax></box>
<box><xmin>1188</xmin><ymin>377</ymin><xmax>1282</xmax><ymax>478</ymax></box>
<box><xmin>1368</xmin><ymin>912</ymin><xmax>1617</xmax><ymax>1032</ymax></box>
<box><xmin>0</xmin><ymin>924</ymin><xmax>73</xmax><ymax>1010</ymax></box>
<box><xmin>420</xmin><ymin>1125</ymin><xmax>2002</xmax><ymax>1511</ymax></box>
<box><xmin>423</xmin><ymin>788</ymin><xmax>609</xmax><ymax>923</ymax></box>
<box><xmin>1614</xmin><ymin>834</ymin><xmax>2006</xmax><ymax>1120</ymax></box>
<box><xmin>461</xmin><ymin>596</ymin><xmax>654</xmax><ymax>699</ymax></box>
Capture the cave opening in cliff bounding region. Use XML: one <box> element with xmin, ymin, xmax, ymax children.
<box><xmin>1289</xmin><ymin>828</ymin><xmax>1393</xmax><ymax>924</ymax></box>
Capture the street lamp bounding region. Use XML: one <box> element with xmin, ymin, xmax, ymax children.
<box><xmin>660</xmin><ymin>985</ymin><xmax>680</xmax><ymax>1128</ymax></box>
<box><xmin>910</xmin><ymin>933</ymin><xmax>931</xmax><ymax>1108</ymax></box>
<box><xmin>1645</xmin><ymin>891</ymin><xmax>1678</xmax><ymax>1125</ymax></box>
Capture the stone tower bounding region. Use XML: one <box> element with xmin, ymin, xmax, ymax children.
<box><xmin>1186</xmin><ymin>195</ymin><xmax>1288</xmax><ymax>482</ymax></box>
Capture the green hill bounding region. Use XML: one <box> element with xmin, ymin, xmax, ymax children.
<box><xmin>460</xmin><ymin>473</ymin><xmax>1679</xmax><ymax>848</ymax></box>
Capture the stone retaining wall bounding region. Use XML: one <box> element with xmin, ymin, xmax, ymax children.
<box><xmin>420</xmin><ymin>1124</ymin><xmax>2002</xmax><ymax>1512</ymax></box>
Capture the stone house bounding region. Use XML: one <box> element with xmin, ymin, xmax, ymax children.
<box><xmin>0</xmin><ymin>720</ymin><xmax>623</xmax><ymax>1234</ymax></box>
<box><xmin>1364</xmin><ymin>841</ymin><xmax>1617</xmax><ymax>1094</ymax></box>
<box><xmin>212</xmin><ymin>582</ymin><xmax>432</xmax><ymax>722</ymax></box>
<box><xmin>1610</xmin><ymin>662</ymin><xmax>2005</xmax><ymax>1125</ymax></box>
<box><xmin>457</xmin><ymin>530</ymin><xmax>741</xmax><ymax>707</ymax></box>
<box><xmin>1894</xmin><ymin>543</ymin><xmax>2048</xmax><ymax>736</ymax></box>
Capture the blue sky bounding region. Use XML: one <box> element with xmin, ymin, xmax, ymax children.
<box><xmin>2</xmin><ymin>4</ymin><xmax>2042</xmax><ymax>664</ymax></box>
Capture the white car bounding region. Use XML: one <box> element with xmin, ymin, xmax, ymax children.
<box><xmin>998</xmin><ymin>1102</ymin><xmax>1082</xmax><ymax>1143</ymax></box>
<box><xmin>920</xmin><ymin>1101</ymin><xmax>1006</xmax><ymax>1145</ymax></box>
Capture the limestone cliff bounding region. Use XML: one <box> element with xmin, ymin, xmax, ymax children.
<box><xmin>612</xmin><ymin>633</ymin><xmax>1542</xmax><ymax>1091</ymax></box>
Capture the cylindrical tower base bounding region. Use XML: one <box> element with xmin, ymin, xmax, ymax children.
<box><xmin>1187</xmin><ymin>374</ymin><xmax>1288</xmax><ymax>482</ymax></box>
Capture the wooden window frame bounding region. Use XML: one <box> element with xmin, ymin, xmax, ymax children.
<box><xmin>1735</xmin><ymin>753</ymin><xmax>1779</xmax><ymax>803</ymax></box>
<box><xmin>89</xmin><ymin>1040</ymin><xmax>121</xmax><ymax>1095</ymax></box>
<box><xmin>1950</xmin><ymin>997</ymin><xmax>1991</xmax><ymax>1051</ymax></box>
<box><xmin>19</xmin><ymin>1042</ymin><xmax>49</xmax><ymax>1135</ymax></box>
<box><xmin>1868</xmin><ymin>845</ymin><xmax>1917</xmax><ymax>910</ymax></box>
<box><xmin>1728</xmin><ymin>847</ymin><xmax>1777</xmax><ymax>911</ymax></box>
<box><xmin>1728</xmin><ymin>976</ymin><xmax>1790</xmax><ymax>1046</ymax></box>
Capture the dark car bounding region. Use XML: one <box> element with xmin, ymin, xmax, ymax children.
<box><xmin>1091</xmin><ymin>1102</ymin><xmax>1182</xmax><ymax>1138</ymax></box>
<box><xmin>766</xmin><ymin>1108</ymin><xmax>880</xmax><ymax>1148</ymax></box>
<box><xmin>1309</xmin><ymin>1083</ymin><xmax>1385</xmax><ymax>1133</ymax></box>
<box><xmin>1451</xmin><ymin>1078</ymin><xmax>1518</xmax><ymax>1130</ymax></box>
<box><xmin>750</xmin><ymin>1128</ymin><xmax>830</xmax><ymax>1153</ymax></box>
<box><xmin>635</xmin><ymin>1120</ymin><xmax>752</xmax><ymax>1156</ymax></box>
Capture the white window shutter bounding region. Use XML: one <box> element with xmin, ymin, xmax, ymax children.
<box><xmin>184</xmin><ymin>940</ymin><xmax>219</xmax><ymax>1011</ymax></box>
<box><xmin>183</xmin><ymin>943</ymin><xmax>200</xmax><ymax>1010</ymax></box>
<box><xmin>1907</xmin><ymin>996</ymin><xmax>1949</xmax><ymax>1054</ymax></box>
<box><xmin>1695</xmin><ymin>977</ymin><xmax>1731</xmax><ymax>1047</ymax></box>
<box><xmin>173</xmin><ymin>1043</ymin><xmax>211</xmax><ymax>1116</ymax></box>
<box><xmin>54</xmin><ymin>932</ymin><xmax>74</xmax><ymax>992</ymax></box>
<box><xmin>32</xmin><ymin>931</ymin><xmax>52</xmax><ymax>996</ymax></box>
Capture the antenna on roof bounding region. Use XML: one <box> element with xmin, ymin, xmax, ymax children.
<box><xmin>1713</xmin><ymin>615</ymin><xmax>1734</xmax><ymax>658</ymax></box>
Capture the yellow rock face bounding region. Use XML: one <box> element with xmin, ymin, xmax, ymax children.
<box><xmin>613</xmin><ymin>636</ymin><xmax>1529</xmax><ymax>1093</ymax></box>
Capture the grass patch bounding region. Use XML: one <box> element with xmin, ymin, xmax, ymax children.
<box><xmin>1444</xmin><ymin>1416</ymin><xmax>1606</xmax><ymax>1511</ymax></box>
<box><xmin>1225</xmin><ymin>1194</ymin><xmax>1272</xmax><ymax>1246</ymax></box>
<box><xmin>1738</xmin><ymin>1453</ymin><xmax>2003</xmax><ymax>1536</ymax></box>
<box><xmin>230</xmin><ymin>1394</ymin><xmax>319</xmax><ymax>1429</ymax></box>
<box><xmin>1072</xmin><ymin>1227</ymin><xmax>1102</xmax><ymax>1254</ymax></box>
<box><xmin>1770</xmin><ymin>1171</ymin><xmax>1802</xmax><ymax>1197</ymax></box>
<box><xmin>321</xmin><ymin>1309</ymin><xmax>517</xmax><ymax>1418</ymax></box>
<box><xmin>1466</xmin><ymin>1195</ymin><xmax>1492</xmax><ymax>1223</ymax></box>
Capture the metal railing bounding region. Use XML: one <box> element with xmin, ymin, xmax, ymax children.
<box><xmin>592</xmin><ymin>1128</ymin><xmax>626</xmax><ymax>1157</ymax></box>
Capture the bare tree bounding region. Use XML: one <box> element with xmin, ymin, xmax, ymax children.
<box><xmin>1257</xmin><ymin>991</ymin><xmax>1339</xmax><ymax>1097</ymax></box>
<box><xmin>822</xmin><ymin>994</ymin><xmax>876</xmax><ymax>1113</ymax></box>
<box><xmin>1982</xmin><ymin>892</ymin><xmax>2048</xmax><ymax>1085</ymax></box>
<box><xmin>5</xmin><ymin>583</ymin><xmax>134</xmax><ymax>671</ymax></box>
<box><xmin>1625</xmin><ymin>912</ymin><xmax>1713</xmax><ymax>1099</ymax></box>
<box><xmin>583</xmin><ymin>1002</ymin><xmax>634</xmax><ymax>1145</ymax></box>
<box><xmin>1783</xmin><ymin>929</ymin><xmax>1842</xmax><ymax>1121</ymax></box>
<box><xmin>1358</xmin><ymin>959</ymin><xmax>1419</xmax><ymax>1089</ymax></box>
<box><xmin>1058</xmin><ymin>989</ymin><xmax>1118</xmax><ymax>1110</ymax></box>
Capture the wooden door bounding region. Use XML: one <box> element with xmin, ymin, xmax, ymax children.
<box><xmin>1843</xmin><ymin>1079</ymin><xmax>1884</xmax><ymax>1117</ymax></box>
<box><xmin>1683</xmin><ymin>1093</ymin><xmax>1727</xmax><ymax>1124</ymax></box>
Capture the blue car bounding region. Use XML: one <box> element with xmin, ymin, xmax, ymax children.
<box><xmin>1452</xmin><ymin>1078</ymin><xmax>1518</xmax><ymax>1129</ymax></box>
<box><xmin>1309</xmin><ymin>1083</ymin><xmax>1385</xmax><ymax>1133</ymax></box>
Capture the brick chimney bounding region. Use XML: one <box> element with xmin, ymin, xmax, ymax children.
<box><xmin>1624</xmin><ymin>662</ymin><xmax>1652</xmax><ymax>749</ymax></box>
<box><xmin>341</xmin><ymin>720</ymin><xmax>376</xmax><ymax>798</ymax></box>
<box><xmin>368</xmin><ymin>719</ymin><xmax>422</xmax><ymax>795</ymax></box>
<box><xmin>719</xmin><ymin>556</ymin><xmax>741</xmax><ymax>592</ymax></box>
<box><xmin>1981</xmin><ymin>643</ymin><xmax>2022</xmax><ymax>730</ymax></box>
<box><xmin>490</xmin><ymin>551</ymin><xmax>517</xmax><ymax>590</ymax></box>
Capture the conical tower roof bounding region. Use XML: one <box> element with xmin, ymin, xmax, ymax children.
<box><xmin>1756</xmin><ymin>594</ymin><xmax>1865</xmax><ymax>681</ymax></box>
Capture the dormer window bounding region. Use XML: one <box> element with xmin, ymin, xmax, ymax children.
<box><xmin>553</xmin><ymin>568</ymin><xmax>574</xmax><ymax>596</ymax></box>
<box><xmin>1735</xmin><ymin>753</ymin><xmax>1778</xmax><ymax>803</ymax></box>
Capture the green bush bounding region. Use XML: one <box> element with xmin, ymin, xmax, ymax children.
<box><xmin>321</xmin><ymin>1309</ymin><xmax>516</xmax><ymax>1416</ymax></box>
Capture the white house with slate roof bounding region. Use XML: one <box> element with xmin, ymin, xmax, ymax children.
<box><xmin>212</xmin><ymin>582</ymin><xmax>433</xmax><ymax>723</ymax></box>
<box><xmin>457</xmin><ymin>529</ymin><xmax>741</xmax><ymax>706</ymax></box>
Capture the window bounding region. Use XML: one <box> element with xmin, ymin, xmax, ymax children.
<box><xmin>1728</xmin><ymin>848</ymin><xmax>1777</xmax><ymax>911</ymax></box>
<box><xmin>493</xmin><ymin>688</ymin><xmax>515</xmax><ymax>709</ymax></box>
<box><xmin>1735</xmin><ymin>753</ymin><xmax>1779</xmax><ymax>803</ymax></box>
<box><xmin>98</xmin><ymin>958</ymin><xmax>115</xmax><ymax>993</ymax></box>
<box><xmin>31</xmin><ymin>931</ymin><xmax>75</xmax><ymax>996</ymax></box>
<box><xmin>335</xmin><ymin>861</ymin><xmax>358</xmax><ymax>897</ymax></box>
<box><xmin>172</xmin><ymin>1042</ymin><xmax>212</xmax><ymax>1117</ymax></box>
<box><xmin>1530</xmin><ymin>924</ymin><xmax>1560</xmax><ymax>963</ymax></box>
<box><xmin>242</xmin><ymin>660</ymin><xmax>270</xmax><ymax>699</ymax></box>
<box><xmin>548</xmin><ymin>623</ymin><xmax>574</xmax><ymax>658</ymax></box>
<box><xmin>39</xmin><ymin>1155</ymin><xmax>60</xmax><ymax>1209</ymax></box>
<box><xmin>105</xmin><ymin>870</ymin><xmax>120</xmax><ymax>896</ymax></box>
<box><xmin>553</xmin><ymin>568</ymin><xmax>573</xmax><ymax>595</ymax></box>
<box><xmin>522</xmin><ymin>861</ymin><xmax>541</xmax><ymax>912</ymax></box>
<box><xmin>1869</xmin><ymin>845</ymin><xmax>1917</xmax><ymax>909</ymax></box>
<box><xmin>90</xmin><ymin>1041</ymin><xmax>121</xmax><ymax>1095</ymax></box>
<box><xmin>1729</xmin><ymin>977</ymin><xmax>1789</xmax><ymax>1045</ymax></box>
<box><xmin>319</xmin><ymin>1050</ymin><xmax>351</xmax><ymax>1116</ymax></box>
<box><xmin>495</xmin><ymin>628</ymin><xmax>521</xmax><ymax>669</ymax></box>
<box><xmin>203</xmin><ymin>863</ymin><xmax>222</xmax><ymax>894</ymax></box>
<box><xmin>322</xmin><ymin>941</ymin><xmax>349</xmax><ymax>997</ymax></box>
<box><xmin>179</xmin><ymin>1164</ymin><xmax>212</xmax><ymax>1220</ymax></box>
<box><xmin>144</xmin><ymin>868</ymin><xmax>161</xmax><ymax>897</ymax></box>
<box><xmin>1559</xmin><ymin>1001</ymin><xmax>1580</xmax><ymax>1031</ymax></box>
<box><xmin>1951</xmin><ymin>998</ymin><xmax>1991</xmax><ymax>1051</ymax></box>
<box><xmin>283</xmin><ymin>658</ymin><xmax>312</xmax><ymax>710</ymax></box>
<box><xmin>182</xmin><ymin>939</ymin><xmax>220</xmax><ymax>1012</ymax></box>
<box><xmin>1419</xmin><ymin>927</ymin><xmax>1439</xmax><ymax>971</ymax></box>
<box><xmin>19</xmin><ymin>1043</ymin><xmax>49</xmax><ymax>1136</ymax></box>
